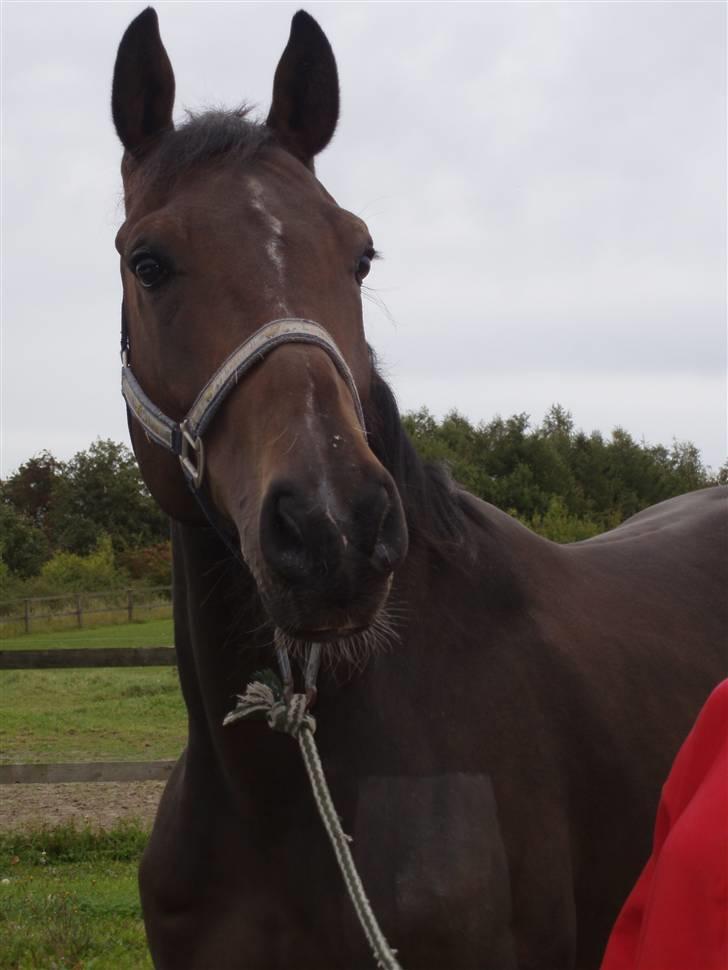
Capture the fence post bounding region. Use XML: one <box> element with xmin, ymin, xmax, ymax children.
<box><xmin>24</xmin><ymin>599</ymin><xmax>30</xmax><ymax>634</ymax></box>
<box><xmin>127</xmin><ymin>589</ymin><xmax>134</xmax><ymax>623</ymax></box>
<box><xmin>76</xmin><ymin>594</ymin><xmax>83</xmax><ymax>628</ymax></box>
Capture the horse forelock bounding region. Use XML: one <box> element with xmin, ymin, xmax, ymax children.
<box><xmin>126</xmin><ymin>107</ymin><xmax>274</xmax><ymax>192</ymax></box>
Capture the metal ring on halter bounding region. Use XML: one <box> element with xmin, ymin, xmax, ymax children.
<box><xmin>179</xmin><ymin>420</ymin><xmax>205</xmax><ymax>489</ymax></box>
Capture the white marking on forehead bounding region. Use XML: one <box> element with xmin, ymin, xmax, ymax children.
<box><xmin>247</xmin><ymin>177</ymin><xmax>288</xmax><ymax>315</ymax></box>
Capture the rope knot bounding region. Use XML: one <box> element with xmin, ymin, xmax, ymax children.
<box><xmin>222</xmin><ymin>672</ymin><xmax>315</xmax><ymax>737</ymax></box>
<box><xmin>268</xmin><ymin>694</ymin><xmax>316</xmax><ymax>737</ymax></box>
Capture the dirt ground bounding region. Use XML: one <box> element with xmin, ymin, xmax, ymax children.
<box><xmin>0</xmin><ymin>781</ymin><xmax>165</xmax><ymax>830</ymax></box>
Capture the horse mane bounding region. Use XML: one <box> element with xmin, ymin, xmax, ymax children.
<box><xmin>134</xmin><ymin>107</ymin><xmax>273</xmax><ymax>184</ymax></box>
<box><xmin>365</xmin><ymin>354</ymin><xmax>473</xmax><ymax>565</ymax></box>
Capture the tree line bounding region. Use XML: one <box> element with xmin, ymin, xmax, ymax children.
<box><xmin>0</xmin><ymin>440</ymin><xmax>169</xmax><ymax>599</ymax></box>
<box><xmin>1</xmin><ymin>408</ymin><xmax>724</xmax><ymax>599</ymax></box>
<box><xmin>403</xmin><ymin>405</ymin><xmax>724</xmax><ymax>542</ymax></box>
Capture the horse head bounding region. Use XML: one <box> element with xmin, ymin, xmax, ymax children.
<box><xmin>112</xmin><ymin>9</ymin><xmax>408</xmax><ymax>650</ymax></box>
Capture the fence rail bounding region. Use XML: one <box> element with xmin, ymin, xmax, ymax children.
<box><xmin>0</xmin><ymin>761</ymin><xmax>176</xmax><ymax>785</ymax></box>
<box><xmin>2</xmin><ymin>641</ymin><xmax>179</xmax><ymax>786</ymax></box>
<box><xmin>0</xmin><ymin>586</ymin><xmax>172</xmax><ymax>635</ymax></box>
<box><xmin>0</xmin><ymin>646</ymin><xmax>176</xmax><ymax>669</ymax></box>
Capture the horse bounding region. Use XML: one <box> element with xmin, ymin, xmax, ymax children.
<box><xmin>111</xmin><ymin>9</ymin><xmax>727</xmax><ymax>969</ymax></box>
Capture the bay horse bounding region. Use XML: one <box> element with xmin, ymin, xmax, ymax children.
<box><xmin>111</xmin><ymin>9</ymin><xmax>727</xmax><ymax>969</ymax></box>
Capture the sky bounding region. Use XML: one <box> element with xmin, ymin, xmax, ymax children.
<box><xmin>1</xmin><ymin>1</ymin><xmax>726</xmax><ymax>478</ymax></box>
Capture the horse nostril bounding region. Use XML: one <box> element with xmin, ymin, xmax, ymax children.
<box><xmin>365</xmin><ymin>485</ymin><xmax>407</xmax><ymax>575</ymax></box>
<box><xmin>260</xmin><ymin>489</ymin><xmax>313</xmax><ymax>581</ymax></box>
<box><xmin>260</xmin><ymin>479</ymin><xmax>407</xmax><ymax>586</ymax></box>
<box><xmin>276</xmin><ymin>495</ymin><xmax>305</xmax><ymax>548</ymax></box>
<box><xmin>371</xmin><ymin>540</ymin><xmax>393</xmax><ymax>573</ymax></box>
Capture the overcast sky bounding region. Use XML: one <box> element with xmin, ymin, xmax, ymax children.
<box><xmin>1</xmin><ymin>1</ymin><xmax>726</xmax><ymax>478</ymax></box>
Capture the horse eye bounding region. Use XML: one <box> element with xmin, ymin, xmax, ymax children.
<box><xmin>356</xmin><ymin>252</ymin><xmax>373</xmax><ymax>284</ymax></box>
<box><xmin>134</xmin><ymin>256</ymin><xmax>165</xmax><ymax>288</ymax></box>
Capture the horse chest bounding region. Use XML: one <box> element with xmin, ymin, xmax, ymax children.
<box><xmin>212</xmin><ymin>772</ymin><xmax>518</xmax><ymax>969</ymax></box>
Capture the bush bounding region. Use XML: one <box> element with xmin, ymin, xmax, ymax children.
<box><xmin>117</xmin><ymin>541</ymin><xmax>172</xmax><ymax>586</ymax></box>
<box><xmin>520</xmin><ymin>496</ymin><xmax>619</xmax><ymax>543</ymax></box>
<box><xmin>39</xmin><ymin>535</ymin><xmax>128</xmax><ymax>593</ymax></box>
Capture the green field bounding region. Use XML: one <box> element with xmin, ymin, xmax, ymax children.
<box><xmin>0</xmin><ymin>618</ymin><xmax>174</xmax><ymax>651</ymax></box>
<box><xmin>0</xmin><ymin>823</ymin><xmax>152</xmax><ymax>969</ymax></box>
<box><xmin>0</xmin><ymin>617</ymin><xmax>184</xmax><ymax>966</ymax></box>
<box><xmin>1</xmin><ymin>666</ymin><xmax>186</xmax><ymax>763</ymax></box>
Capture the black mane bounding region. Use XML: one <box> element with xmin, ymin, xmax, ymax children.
<box><xmin>365</xmin><ymin>357</ymin><xmax>472</xmax><ymax>564</ymax></box>
<box><xmin>136</xmin><ymin>107</ymin><xmax>272</xmax><ymax>184</ymax></box>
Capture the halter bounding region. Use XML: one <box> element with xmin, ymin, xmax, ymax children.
<box><xmin>121</xmin><ymin>315</ymin><xmax>366</xmax><ymax>491</ymax></box>
<box><xmin>121</xmin><ymin>312</ymin><xmax>368</xmax><ymax>701</ymax></box>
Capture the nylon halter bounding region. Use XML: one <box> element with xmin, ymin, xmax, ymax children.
<box><xmin>120</xmin><ymin>316</ymin><xmax>367</xmax><ymax>491</ymax></box>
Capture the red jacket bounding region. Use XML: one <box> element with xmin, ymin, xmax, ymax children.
<box><xmin>601</xmin><ymin>679</ymin><xmax>728</xmax><ymax>970</ymax></box>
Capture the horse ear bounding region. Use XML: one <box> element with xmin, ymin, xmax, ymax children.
<box><xmin>266</xmin><ymin>11</ymin><xmax>339</xmax><ymax>167</ymax></box>
<box><xmin>111</xmin><ymin>7</ymin><xmax>175</xmax><ymax>155</ymax></box>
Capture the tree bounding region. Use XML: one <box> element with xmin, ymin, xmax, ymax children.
<box><xmin>0</xmin><ymin>502</ymin><xmax>49</xmax><ymax>579</ymax></box>
<box><xmin>50</xmin><ymin>439</ymin><xmax>168</xmax><ymax>556</ymax></box>
<box><xmin>666</xmin><ymin>440</ymin><xmax>709</xmax><ymax>495</ymax></box>
<box><xmin>1</xmin><ymin>450</ymin><xmax>63</xmax><ymax>540</ymax></box>
<box><xmin>400</xmin><ymin>406</ymin><xmax>719</xmax><ymax>542</ymax></box>
<box><xmin>540</xmin><ymin>404</ymin><xmax>574</xmax><ymax>440</ymax></box>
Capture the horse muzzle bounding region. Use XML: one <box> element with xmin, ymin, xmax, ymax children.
<box><xmin>255</xmin><ymin>475</ymin><xmax>408</xmax><ymax>633</ymax></box>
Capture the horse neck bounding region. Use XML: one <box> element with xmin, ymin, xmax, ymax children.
<box><xmin>170</xmin><ymin>520</ymin><xmax>271</xmax><ymax>734</ymax></box>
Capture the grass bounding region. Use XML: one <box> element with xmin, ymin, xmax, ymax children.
<box><xmin>0</xmin><ymin>618</ymin><xmax>174</xmax><ymax>651</ymax></box>
<box><xmin>0</xmin><ymin>598</ymin><xmax>172</xmax><ymax>641</ymax></box>
<box><xmin>0</xmin><ymin>667</ymin><xmax>186</xmax><ymax>763</ymax></box>
<box><xmin>0</xmin><ymin>618</ymin><xmax>182</xmax><ymax>965</ymax></box>
<box><xmin>0</xmin><ymin>822</ymin><xmax>152</xmax><ymax>969</ymax></box>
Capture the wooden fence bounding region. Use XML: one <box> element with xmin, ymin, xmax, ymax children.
<box><xmin>0</xmin><ymin>645</ymin><xmax>175</xmax><ymax>670</ymax></box>
<box><xmin>0</xmin><ymin>586</ymin><xmax>172</xmax><ymax>635</ymax></box>
<box><xmin>0</xmin><ymin>760</ymin><xmax>176</xmax><ymax>785</ymax></box>
<box><xmin>1</xmin><ymin>643</ymin><xmax>178</xmax><ymax>785</ymax></box>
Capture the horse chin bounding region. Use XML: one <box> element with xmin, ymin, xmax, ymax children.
<box><xmin>262</xmin><ymin>575</ymin><xmax>398</xmax><ymax>673</ymax></box>
<box><xmin>274</xmin><ymin>608</ymin><xmax>399</xmax><ymax>674</ymax></box>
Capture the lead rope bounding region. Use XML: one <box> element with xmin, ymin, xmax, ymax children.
<box><xmin>223</xmin><ymin>672</ymin><xmax>403</xmax><ymax>970</ymax></box>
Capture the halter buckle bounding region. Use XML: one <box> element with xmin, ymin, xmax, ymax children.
<box><xmin>179</xmin><ymin>421</ymin><xmax>205</xmax><ymax>489</ymax></box>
